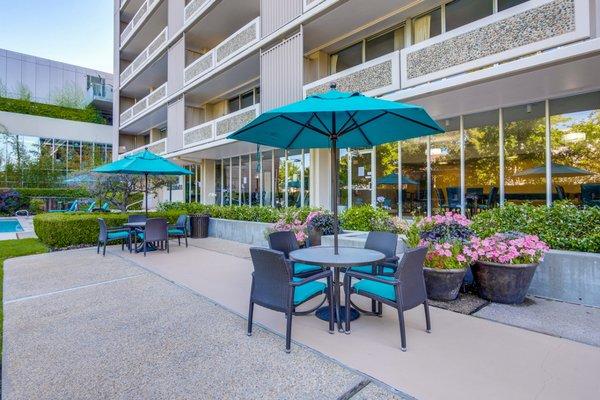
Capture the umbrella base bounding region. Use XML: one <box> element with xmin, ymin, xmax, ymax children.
<box><xmin>315</xmin><ymin>306</ymin><xmax>360</xmax><ymax>323</ymax></box>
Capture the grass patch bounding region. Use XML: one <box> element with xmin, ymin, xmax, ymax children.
<box><xmin>0</xmin><ymin>239</ymin><xmax>49</xmax><ymax>354</ymax></box>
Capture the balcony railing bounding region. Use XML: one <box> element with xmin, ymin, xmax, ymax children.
<box><xmin>120</xmin><ymin>0</ymin><xmax>160</xmax><ymax>45</ymax></box>
<box><xmin>121</xmin><ymin>138</ymin><xmax>167</xmax><ymax>158</ymax></box>
<box><xmin>304</xmin><ymin>51</ymin><xmax>400</xmax><ymax>98</ymax></box>
<box><xmin>184</xmin><ymin>0</ymin><xmax>213</xmax><ymax>24</ymax></box>
<box><xmin>120</xmin><ymin>27</ymin><xmax>168</xmax><ymax>87</ymax></box>
<box><xmin>183</xmin><ymin>104</ymin><xmax>260</xmax><ymax>147</ymax></box>
<box><xmin>303</xmin><ymin>0</ymin><xmax>323</xmax><ymax>13</ymax></box>
<box><xmin>183</xmin><ymin>17</ymin><xmax>260</xmax><ymax>85</ymax></box>
<box><xmin>400</xmin><ymin>0</ymin><xmax>590</xmax><ymax>88</ymax></box>
<box><xmin>85</xmin><ymin>83</ymin><xmax>113</xmax><ymax>104</ymax></box>
<box><xmin>119</xmin><ymin>82</ymin><xmax>168</xmax><ymax>127</ymax></box>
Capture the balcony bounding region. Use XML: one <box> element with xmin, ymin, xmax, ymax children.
<box><xmin>184</xmin><ymin>17</ymin><xmax>260</xmax><ymax>86</ymax></box>
<box><xmin>303</xmin><ymin>0</ymin><xmax>323</xmax><ymax>13</ymax></box>
<box><xmin>121</xmin><ymin>138</ymin><xmax>167</xmax><ymax>158</ymax></box>
<box><xmin>183</xmin><ymin>104</ymin><xmax>260</xmax><ymax>148</ymax></box>
<box><xmin>120</xmin><ymin>27</ymin><xmax>168</xmax><ymax>87</ymax></box>
<box><xmin>120</xmin><ymin>82</ymin><xmax>168</xmax><ymax>128</ymax></box>
<box><xmin>304</xmin><ymin>51</ymin><xmax>401</xmax><ymax>98</ymax></box>
<box><xmin>184</xmin><ymin>0</ymin><xmax>213</xmax><ymax>24</ymax></box>
<box><xmin>120</xmin><ymin>0</ymin><xmax>161</xmax><ymax>46</ymax></box>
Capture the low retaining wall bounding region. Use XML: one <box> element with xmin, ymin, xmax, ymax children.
<box><xmin>208</xmin><ymin>218</ymin><xmax>272</xmax><ymax>246</ymax></box>
<box><xmin>322</xmin><ymin>232</ymin><xmax>600</xmax><ymax>307</ymax></box>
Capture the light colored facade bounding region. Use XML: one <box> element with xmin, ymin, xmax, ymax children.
<box><xmin>0</xmin><ymin>49</ymin><xmax>114</xmax><ymax>187</ymax></box>
<box><xmin>114</xmin><ymin>0</ymin><xmax>600</xmax><ymax>214</ymax></box>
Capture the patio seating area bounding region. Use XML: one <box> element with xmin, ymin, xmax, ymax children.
<box><xmin>6</xmin><ymin>237</ymin><xmax>596</xmax><ymax>399</ymax></box>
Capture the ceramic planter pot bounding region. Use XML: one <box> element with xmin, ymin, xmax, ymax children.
<box><xmin>472</xmin><ymin>261</ymin><xmax>538</xmax><ymax>304</ymax></box>
<box><xmin>423</xmin><ymin>267</ymin><xmax>467</xmax><ymax>301</ymax></box>
<box><xmin>308</xmin><ymin>228</ymin><xmax>322</xmax><ymax>246</ymax></box>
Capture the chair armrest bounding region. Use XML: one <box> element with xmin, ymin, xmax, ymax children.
<box><xmin>290</xmin><ymin>269</ymin><xmax>332</xmax><ymax>286</ymax></box>
<box><xmin>344</xmin><ymin>270</ymin><xmax>399</xmax><ymax>285</ymax></box>
<box><xmin>107</xmin><ymin>228</ymin><xmax>129</xmax><ymax>233</ymax></box>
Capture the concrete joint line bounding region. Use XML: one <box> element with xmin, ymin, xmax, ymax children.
<box><xmin>338</xmin><ymin>379</ymin><xmax>371</xmax><ymax>400</ymax></box>
<box><xmin>4</xmin><ymin>274</ymin><xmax>145</xmax><ymax>304</ymax></box>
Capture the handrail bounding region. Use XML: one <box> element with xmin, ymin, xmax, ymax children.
<box><xmin>120</xmin><ymin>27</ymin><xmax>168</xmax><ymax>87</ymax></box>
<box><xmin>121</xmin><ymin>138</ymin><xmax>167</xmax><ymax>158</ymax></box>
<box><xmin>120</xmin><ymin>0</ymin><xmax>160</xmax><ymax>46</ymax></box>
<box><xmin>119</xmin><ymin>82</ymin><xmax>168</xmax><ymax>127</ymax></box>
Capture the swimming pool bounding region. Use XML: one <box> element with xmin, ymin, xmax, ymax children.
<box><xmin>0</xmin><ymin>219</ymin><xmax>23</xmax><ymax>233</ymax></box>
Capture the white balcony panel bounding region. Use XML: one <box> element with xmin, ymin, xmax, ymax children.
<box><xmin>120</xmin><ymin>0</ymin><xmax>160</xmax><ymax>45</ymax></box>
<box><xmin>119</xmin><ymin>82</ymin><xmax>168</xmax><ymax>128</ymax></box>
<box><xmin>183</xmin><ymin>17</ymin><xmax>260</xmax><ymax>85</ymax></box>
<box><xmin>120</xmin><ymin>27</ymin><xmax>168</xmax><ymax>87</ymax></box>
<box><xmin>304</xmin><ymin>51</ymin><xmax>400</xmax><ymax>98</ymax></box>
<box><xmin>401</xmin><ymin>0</ymin><xmax>591</xmax><ymax>88</ymax></box>
<box><xmin>303</xmin><ymin>0</ymin><xmax>323</xmax><ymax>13</ymax></box>
<box><xmin>184</xmin><ymin>0</ymin><xmax>212</xmax><ymax>23</ymax></box>
<box><xmin>121</xmin><ymin>138</ymin><xmax>167</xmax><ymax>158</ymax></box>
<box><xmin>183</xmin><ymin>104</ymin><xmax>260</xmax><ymax>148</ymax></box>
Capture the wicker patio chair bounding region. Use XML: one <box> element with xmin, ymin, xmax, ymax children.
<box><xmin>268</xmin><ymin>231</ymin><xmax>323</xmax><ymax>278</ymax></box>
<box><xmin>138</xmin><ymin>218</ymin><xmax>169</xmax><ymax>256</ymax></box>
<box><xmin>168</xmin><ymin>214</ymin><xmax>189</xmax><ymax>247</ymax></box>
<box><xmin>97</xmin><ymin>218</ymin><xmax>131</xmax><ymax>256</ymax></box>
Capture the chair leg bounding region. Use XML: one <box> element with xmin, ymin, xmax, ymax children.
<box><xmin>247</xmin><ymin>301</ymin><xmax>254</xmax><ymax>336</ymax></box>
<box><xmin>97</xmin><ymin>241</ymin><xmax>100</xmax><ymax>254</ymax></box>
<box><xmin>103</xmin><ymin>242</ymin><xmax>106</xmax><ymax>256</ymax></box>
<box><xmin>185</xmin><ymin>234</ymin><xmax>188</xmax><ymax>248</ymax></box>
<box><xmin>128</xmin><ymin>235</ymin><xmax>132</xmax><ymax>253</ymax></box>
<box><xmin>143</xmin><ymin>241</ymin><xmax>147</xmax><ymax>257</ymax></box>
<box><xmin>121</xmin><ymin>240</ymin><xmax>124</xmax><ymax>251</ymax></box>
<box><xmin>178</xmin><ymin>237</ymin><xmax>181</xmax><ymax>246</ymax></box>
<box><xmin>397</xmin><ymin>306</ymin><xmax>407</xmax><ymax>351</ymax></box>
<box><xmin>344</xmin><ymin>275</ymin><xmax>351</xmax><ymax>333</ymax></box>
<box><xmin>285</xmin><ymin>310</ymin><xmax>293</xmax><ymax>353</ymax></box>
<box><xmin>424</xmin><ymin>300</ymin><xmax>432</xmax><ymax>333</ymax></box>
<box><xmin>166</xmin><ymin>240</ymin><xmax>169</xmax><ymax>253</ymax></box>
<box><xmin>371</xmin><ymin>299</ymin><xmax>377</xmax><ymax>314</ymax></box>
<box><xmin>327</xmin><ymin>276</ymin><xmax>334</xmax><ymax>334</ymax></box>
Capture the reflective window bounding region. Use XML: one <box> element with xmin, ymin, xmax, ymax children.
<box><xmin>287</xmin><ymin>149</ymin><xmax>303</xmax><ymax>208</ymax></box>
<box><xmin>412</xmin><ymin>8</ymin><xmax>442</xmax><ymax>44</ymax></box>
<box><xmin>330</xmin><ymin>42</ymin><xmax>362</xmax><ymax>74</ymax></box>
<box><xmin>498</xmin><ymin>0</ymin><xmax>529</xmax><ymax>12</ymax></box>
<box><xmin>241</xmin><ymin>155</ymin><xmax>250</xmax><ymax>205</ymax></box>
<box><xmin>351</xmin><ymin>148</ymin><xmax>373</xmax><ymax>206</ymax></box>
<box><xmin>215</xmin><ymin>159</ymin><xmax>223</xmax><ymax>205</ymax></box>
<box><xmin>401</xmin><ymin>137</ymin><xmax>428</xmax><ymax>217</ymax></box>
<box><xmin>223</xmin><ymin>158</ymin><xmax>231</xmax><ymax>205</ymax></box>
<box><xmin>303</xmin><ymin>150</ymin><xmax>311</xmax><ymax>206</ymax></box>
<box><xmin>431</xmin><ymin>121</ymin><xmax>461</xmax><ymax>213</ymax></box>
<box><xmin>274</xmin><ymin>150</ymin><xmax>286</xmax><ymax>207</ymax></box>
<box><xmin>262</xmin><ymin>150</ymin><xmax>273</xmax><ymax>206</ymax></box>
<box><xmin>241</xmin><ymin>91</ymin><xmax>254</xmax><ymax>109</ymax></box>
<box><xmin>250</xmin><ymin>153</ymin><xmax>260</xmax><ymax>205</ymax></box>
<box><xmin>375</xmin><ymin>142</ymin><xmax>399</xmax><ymax>215</ymax></box>
<box><xmin>231</xmin><ymin>156</ymin><xmax>240</xmax><ymax>204</ymax></box>
<box><xmin>445</xmin><ymin>0</ymin><xmax>493</xmax><ymax>32</ymax></box>
<box><xmin>464</xmin><ymin>110</ymin><xmax>500</xmax><ymax>211</ymax></box>
<box><xmin>550</xmin><ymin>92</ymin><xmax>600</xmax><ymax>206</ymax></box>
<box><xmin>365</xmin><ymin>26</ymin><xmax>404</xmax><ymax>62</ymax></box>
<box><xmin>338</xmin><ymin>148</ymin><xmax>349</xmax><ymax>209</ymax></box>
<box><xmin>228</xmin><ymin>97</ymin><xmax>240</xmax><ymax>113</ymax></box>
<box><xmin>504</xmin><ymin>102</ymin><xmax>546</xmax><ymax>204</ymax></box>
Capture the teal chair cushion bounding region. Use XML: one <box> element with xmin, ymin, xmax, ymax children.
<box><xmin>107</xmin><ymin>231</ymin><xmax>129</xmax><ymax>240</ymax></box>
<box><xmin>168</xmin><ymin>228</ymin><xmax>185</xmax><ymax>235</ymax></box>
<box><xmin>294</xmin><ymin>262</ymin><xmax>321</xmax><ymax>275</ymax></box>
<box><xmin>292</xmin><ymin>277</ymin><xmax>326</xmax><ymax>305</ymax></box>
<box><xmin>353</xmin><ymin>276</ymin><xmax>397</xmax><ymax>302</ymax></box>
<box><xmin>350</xmin><ymin>265</ymin><xmax>395</xmax><ymax>274</ymax></box>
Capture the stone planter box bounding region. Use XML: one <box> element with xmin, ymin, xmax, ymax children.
<box><xmin>208</xmin><ymin>218</ymin><xmax>272</xmax><ymax>246</ymax></box>
<box><xmin>321</xmin><ymin>232</ymin><xmax>600</xmax><ymax>307</ymax></box>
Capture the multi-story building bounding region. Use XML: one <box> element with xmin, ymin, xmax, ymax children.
<box><xmin>0</xmin><ymin>49</ymin><xmax>114</xmax><ymax>187</ymax></box>
<box><xmin>114</xmin><ymin>0</ymin><xmax>600</xmax><ymax>215</ymax></box>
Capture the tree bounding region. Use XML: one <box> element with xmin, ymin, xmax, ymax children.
<box><xmin>85</xmin><ymin>174</ymin><xmax>177</xmax><ymax>212</ymax></box>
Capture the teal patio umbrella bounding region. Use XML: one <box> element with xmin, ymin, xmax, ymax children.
<box><xmin>376</xmin><ymin>173</ymin><xmax>418</xmax><ymax>186</ymax></box>
<box><xmin>229</xmin><ymin>85</ymin><xmax>443</xmax><ymax>253</ymax></box>
<box><xmin>93</xmin><ymin>149</ymin><xmax>191</xmax><ymax>215</ymax></box>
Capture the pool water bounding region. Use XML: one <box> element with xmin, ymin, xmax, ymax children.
<box><xmin>0</xmin><ymin>219</ymin><xmax>23</xmax><ymax>233</ymax></box>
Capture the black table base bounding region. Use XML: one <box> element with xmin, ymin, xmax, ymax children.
<box><xmin>315</xmin><ymin>305</ymin><xmax>359</xmax><ymax>323</ymax></box>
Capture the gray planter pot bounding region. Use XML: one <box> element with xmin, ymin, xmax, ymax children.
<box><xmin>308</xmin><ymin>228</ymin><xmax>322</xmax><ymax>246</ymax></box>
<box><xmin>423</xmin><ymin>267</ymin><xmax>467</xmax><ymax>301</ymax></box>
<box><xmin>472</xmin><ymin>261</ymin><xmax>538</xmax><ymax>304</ymax></box>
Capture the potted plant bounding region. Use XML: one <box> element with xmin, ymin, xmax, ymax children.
<box><xmin>466</xmin><ymin>232</ymin><xmax>549</xmax><ymax>304</ymax></box>
<box><xmin>407</xmin><ymin>212</ymin><xmax>475</xmax><ymax>301</ymax></box>
<box><xmin>306</xmin><ymin>211</ymin><xmax>335</xmax><ymax>246</ymax></box>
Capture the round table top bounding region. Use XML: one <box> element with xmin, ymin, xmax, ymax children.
<box><xmin>289</xmin><ymin>246</ymin><xmax>385</xmax><ymax>268</ymax></box>
<box><xmin>123</xmin><ymin>222</ymin><xmax>146</xmax><ymax>228</ymax></box>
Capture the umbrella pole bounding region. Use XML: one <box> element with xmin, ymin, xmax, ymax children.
<box><xmin>331</xmin><ymin>137</ymin><xmax>339</xmax><ymax>255</ymax></box>
<box><xmin>145</xmin><ymin>173</ymin><xmax>148</xmax><ymax>217</ymax></box>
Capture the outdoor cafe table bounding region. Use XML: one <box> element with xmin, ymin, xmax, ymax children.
<box><xmin>122</xmin><ymin>222</ymin><xmax>149</xmax><ymax>253</ymax></box>
<box><xmin>289</xmin><ymin>246</ymin><xmax>386</xmax><ymax>332</ymax></box>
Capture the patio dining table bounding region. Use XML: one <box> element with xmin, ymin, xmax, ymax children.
<box><xmin>122</xmin><ymin>221</ymin><xmax>157</xmax><ymax>253</ymax></box>
<box><xmin>289</xmin><ymin>246</ymin><xmax>386</xmax><ymax>332</ymax></box>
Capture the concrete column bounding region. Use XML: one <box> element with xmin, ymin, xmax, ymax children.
<box><xmin>309</xmin><ymin>148</ymin><xmax>332</xmax><ymax>210</ymax></box>
<box><xmin>202</xmin><ymin>159</ymin><xmax>216</xmax><ymax>204</ymax></box>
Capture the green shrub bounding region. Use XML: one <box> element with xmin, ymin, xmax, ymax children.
<box><xmin>471</xmin><ymin>201</ymin><xmax>600</xmax><ymax>253</ymax></box>
<box><xmin>34</xmin><ymin>211</ymin><xmax>181</xmax><ymax>248</ymax></box>
<box><xmin>0</xmin><ymin>97</ymin><xmax>107</xmax><ymax>124</ymax></box>
<box><xmin>157</xmin><ymin>202</ymin><xmax>314</xmax><ymax>223</ymax></box>
<box><xmin>29</xmin><ymin>198</ymin><xmax>45</xmax><ymax>214</ymax></box>
<box><xmin>14</xmin><ymin>187</ymin><xmax>90</xmax><ymax>211</ymax></box>
<box><xmin>340</xmin><ymin>205</ymin><xmax>392</xmax><ymax>232</ymax></box>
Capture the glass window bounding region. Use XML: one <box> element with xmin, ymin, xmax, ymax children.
<box><xmin>250</xmin><ymin>153</ymin><xmax>260</xmax><ymax>206</ymax></box>
<box><xmin>330</xmin><ymin>42</ymin><xmax>362</xmax><ymax>74</ymax></box>
<box><xmin>498</xmin><ymin>0</ymin><xmax>529</xmax><ymax>12</ymax></box>
<box><xmin>303</xmin><ymin>150</ymin><xmax>311</xmax><ymax>207</ymax></box>
<box><xmin>431</xmin><ymin>121</ymin><xmax>461</xmax><ymax>213</ymax></box>
<box><xmin>365</xmin><ymin>26</ymin><xmax>404</xmax><ymax>62</ymax></box>
<box><xmin>412</xmin><ymin>8</ymin><xmax>441</xmax><ymax>44</ymax></box>
<box><xmin>504</xmin><ymin>102</ymin><xmax>546</xmax><ymax>204</ymax></box>
<box><xmin>223</xmin><ymin>158</ymin><xmax>231</xmax><ymax>205</ymax></box>
<box><xmin>550</xmin><ymin>92</ymin><xmax>600</xmax><ymax>206</ymax></box>
<box><xmin>231</xmin><ymin>156</ymin><xmax>240</xmax><ymax>205</ymax></box>
<box><xmin>81</xmin><ymin>142</ymin><xmax>94</xmax><ymax>170</ymax></box>
<box><xmin>287</xmin><ymin>149</ymin><xmax>303</xmax><ymax>208</ymax></box>
<box><xmin>338</xmin><ymin>148</ymin><xmax>349</xmax><ymax>210</ymax></box>
<box><xmin>240</xmin><ymin>155</ymin><xmax>250</xmax><ymax>205</ymax></box>
<box><xmin>255</xmin><ymin>87</ymin><xmax>260</xmax><ymax>104</ymax></box>
<box><xmin>261</xmin><ymin>150</ymin><xmax>273</xmax><ymax>206</ymax></box>
<box><xmin>228</xmin><ymin>96</ymin><xmax>240</xmax><ymax>113</ymax></box>
<box><xmin>464</xmin><ymin>110</ymin><xmax>500</xmax><ymax>211</ymax></box>
<box><xmin>274</xmin><ymin>149</ymin><xmax>286</xmax><ymax>207</ymax></box>
<box><xmin>375</xmin><ymin>142</ymin><xmax>399</xmax><ymax>215</ymax></box>
<box><xmin>240</xmin><ymin>91</ymin><xmax>254</xmax><ymax>109</ymax></box>
<box><xmin>445</xmin><ymin>0</ymin><xmax>493</xmax><ymax>32</ymax></box>
<box><xmin>400</xmin><ymin>137</ymin><xmax>428</xmax><ymax>217</ymax></box>
<box><xmin>351</xmin><ymin>148</ymin><xmax>373</xmax><ymax>206</ymax></box>
<box><xmin>67</xmin><ymin>140</ymin><xmax>81</xmax><ymax>171</ymax></box>
<box><xmin>215</xmin><ymin>159</ymin><xmax>222</xmax><ymax>205</ymax></box>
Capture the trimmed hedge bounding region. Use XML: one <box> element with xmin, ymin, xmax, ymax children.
<box><xmin>339</xmin><ymin>205</ymin><xmax>392</xmax><ymax>232</ymax></box>
<box><xmin>471</xmin><ymin>201</ymin><xmax>600</xmax><ymax>253</ymax></box>
<box><xmin>34</xmin><ymin>211</ymin><xmax>181</xmax><ymax>248</ymax></box>
<box><xmin>157</xmin><ymin>202</ymin><xmax>314</xmax><ymax>223</ymax></box>
<box><xmin>0</xmin><ymin>97</ymin><xmax>107</xmax><ymax>124</ymax></box>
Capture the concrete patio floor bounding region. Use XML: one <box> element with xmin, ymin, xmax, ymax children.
<box><xmin>3</xmin><ymin>240</ymin><xmax>600</xmax><ymax>399</ymax></box>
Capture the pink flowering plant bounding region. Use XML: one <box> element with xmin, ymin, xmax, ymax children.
<box><xmin>407</xmin><ymin>212</ymin><xmax>476</xmax><ymax>270</ymax></box>
<box><xmin>465</xmin><ymin>232</ymin><xmax>549</xmax><ymax>265</ymax></box>
<box><xmin>266</xmin><ymin>210</ymin><xmax>326</xmax><ymax>245</ymax></box>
